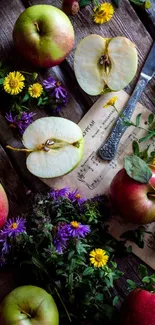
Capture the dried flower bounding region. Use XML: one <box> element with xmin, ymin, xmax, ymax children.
<box><xmin>93</xmin><ymin>3</ymin><xmax>114</xmax><ymax>24</ymax></box>
<box><xmin>49</xmin><ymin>187</ymin><xmax>70</xmax><ymax>200</ymax></box>
<box><xmin>68</xmin><ymin>189</ymin><xmax>87</xmax><ymax>206</ymax></box>
<box><xmin>89</xmin><ymin>248</ymin><xmax>109</xmax><ymax>268</ymax></box>
<box><xmin>65</xmin><ymin>221</ymin><xmax>90</xmax><ymax>239</ymax></box>
<box><xmin>1</xmin><ymin>217</ymin><xmax>26</xmax><ymax>238</ymax></box>
<box><xmin>28</xmin><ymin>83</ymin><xmax>43</xmax><ymax>98</ymax></box>
<box><xmin>103</xmin><ymin>96</ymin><xmax>118</xmax><ymax>108</ymax></box>
<box><xmin>3</xmin><ymin>71</ymin><xmax>25</xmax><ymax>95</ymax></box>
<box><xmin>5</xmin><ymin>111</ymin><xmax>36</xmax><ymax>135</ymax></box>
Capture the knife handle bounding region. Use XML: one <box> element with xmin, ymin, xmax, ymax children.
<box><xmin>98</xmin><ymin>76</ymin><xmax>149</xmax><ymax>161</ymax></box>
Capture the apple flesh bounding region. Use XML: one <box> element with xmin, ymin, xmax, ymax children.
<box><xmin>120</xmin><ymin>288</ymin><xmax>155</xmax><ymax>325</ymax></box>
<box><xmin>13</xmin><ymin>5</ymin><xmax>74</xmax><ymax>68</ymax></box>
<box><xmin>110</xmin><ymin>166</ymin><xmax>155</xmax><ymax>224</ymax></box>
<box><xmin>0</xmin><ymin>184</ymin><xmax>9</xmax><ymax>229</ymax></box>
<box><xmin>0</xmin><ymin>285</ymin><xmax>59</xmax><ymax>325</ymax></box>
<box><xmin>21</xmin><ymin>117</ymin><xmax>84</xmax><ymax>179</ymax></box>
<box><xmin>74</xmin><ymin>34</ymin><xmax>138</xmax><ymax>95</ymax></box>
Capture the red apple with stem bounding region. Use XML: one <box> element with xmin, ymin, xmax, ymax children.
<box><xmin>120</xmin><ymin>288</ymin><xmax>155</xmax><ymax>325</ymax></box>
<box><xmin>110</xmin><ymin>165</ymin><xmax>155</xmax><ymax>224</ymax></box>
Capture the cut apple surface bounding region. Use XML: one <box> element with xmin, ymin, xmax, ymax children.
<box><xmin>74</xmin><ymin>34</ymin><xmax>138</xmax><ymax>95</ymax></box>
<box><xmin>22</xmin><ymin>117</ymin><xmax>84</xmax><ymax>178</ymax></box>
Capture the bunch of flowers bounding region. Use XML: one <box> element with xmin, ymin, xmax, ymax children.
<box><xmin>0</xmin><ymin>187</ymin><xmax>123</xmax><ymax>325</ymax></box>
<box><xmin>0</xmin><ymin>62</ymin><xmax>68</xmax><ymax>135</ymax></box>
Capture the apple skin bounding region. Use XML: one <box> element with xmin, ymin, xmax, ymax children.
<box><xmin>0</xmin><ymin>285</ymin><xmax>59</xmax><ymax>325</ymax></box>
<box><xmin>120</xmin><ymin>288</ymin><xmax>155</xmax><ymax>325</ymax></box>
<box><xmin>0</xmin><ymin>183</ymin><xmax>9</xmax><ymax>229</ymax></box>
<box><xmin>110</xmin><ymin>166</ymin><xmax>155</xmax><ymax>224</ymax></box>
<box><xmin>13</xmin><ymin>5</ymin><xmax>74</xmax><ymax>68</ymax></box>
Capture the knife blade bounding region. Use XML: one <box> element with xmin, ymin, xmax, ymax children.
<box><xmin>98</xmin><ymin>41</ymin><xmax>155</xmax><ymax>161</ymax></box>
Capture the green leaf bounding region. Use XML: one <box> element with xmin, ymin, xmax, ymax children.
<box><xmin>139</xmin><ymin>132</ymin><xmax>155</xmax><ymax>143</ymax></box>
<box><xmin>136</xmin><ymin>113</ymin><xmax>142</xmax><ymax>126</ymax></box>
<box><xmin>120</xmin><ymin>227</ymin><xmax>145</xmax><ymax>249</ymax></box>
<box><xmin>142</xmin><ymin>276</ymin><xmax>151</xmax><ymax>283</ymax></box>
<box><xmin>138</xmin><ymin>264</ymin><xmax>148</xmax><ymax>278</ymax></box>
<box><xmin>96</xmin><ymin>293</ymin><xmax>104</xmax><ymax>301</ymax></box>
<box><xmin>148</xmin><ymin>113</ymin><xmax>154</xmax><ymax>125</ymax></box>
<box><xmin>21</xmin><ymin>93</ymin><xmax>29</xmax><ymax>103</ymax></box>
<box><xmin>132</xmin><ymin>140</ymin><xmax>140</xmax><ymax>156</ymax></box>
<box><xmin>111</xmin><ymin>0</ymin><xmax>121</xmax><ymax>7</ymax></box>
<box><xmin>124</xmin><ymin>155</ymin><xmax>152</xmax><ymax>183</ymax></box>
<box><xmin>83</xmin><ymin>267</ymin><xmax>94</xmax><ymax>276</ymax></box>
<box><xmin>127</xmin><ymin>279</ymin><xmax>137</xmax><ymax>290</ymax></box>
<box><xmin>112</xmin><ymin>296</ymin><xmax>119</xmax><ymax>306</ymax></box>
<box><xmin>79</xmin><ymin>0</ymin><xmax>91</xmax><ymax>7</ymax></box>
<box><xmin>0</xmin><ymin>77</ymin><xmax>4</xmax><ymax>84</ymax></box>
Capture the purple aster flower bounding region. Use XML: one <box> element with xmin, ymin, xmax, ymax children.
<box><xmin>54</xmin><ymin>223</ymin><xmax>69</xmax><ymax>253</ymax></box>
<box><xmin>65</xmin><ymin>221</ymin><xmax>90</xmax><ymax>239</ymax></box>
<box><xmin>68</xmin><ymin>189</ymin><xmax>87</xmax><ymax>206</ymax></box>
<box><xmin>5</xmin><ymin>111</ymin><xmax>36</xmax><ymax>135</ymax></box>
<box><xmin>49</xmin><ymin>187</ymin><xmax>70</xmax><ymax>200</ymax></box>
<box><xmin>43</xmin><ymin>77</ymin><xmax>68</xmax><ymax>112</ymax></box>
<box><xmin>1</xmin><ymin>216</ymin><xmax>26</xmax><ymax>238</ymax></box>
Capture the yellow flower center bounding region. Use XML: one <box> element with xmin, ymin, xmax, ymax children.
<box><xmin>75</xmin><ymin>194</ymin><xmax>81</xmax><ymax>199</ymax></box>
<box><xmin>10</xmin><ymin>222</ymin><xmax>18</xmax><ymax>229</ymax></box>
<box><xmin>94</xmin><ymin>253</ymin><xmax>103</xmax><ymax>262</ymax></box>
<box><xmin>9</xmin><ymin>79</ymin><xmax>19</xmax><ymax>89</ymax></box>
<box><xmin>71</xmin><ymin>221</ymin><xmax>80</xmax><ymax>228</ymax></box>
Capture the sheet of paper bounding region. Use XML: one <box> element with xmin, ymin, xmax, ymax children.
<box><xmin>42</xmin><ymin>90</ymin><xmax>155</xmax><ymax>270</ymax></box>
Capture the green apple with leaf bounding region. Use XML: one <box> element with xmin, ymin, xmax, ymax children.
<box><xmin>0</xmin><ymin>285</ymin><xmax>59</xmax><ymax>325</ymax></box>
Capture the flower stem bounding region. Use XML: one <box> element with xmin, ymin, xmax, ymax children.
<box><xmin>54</xmin><ymin>287</ymin><xmax>72</xmax><ymax>322</ymax></box>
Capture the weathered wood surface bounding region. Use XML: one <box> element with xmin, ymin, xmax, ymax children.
<box><xmin>0</xmin><ymin>0</ymin><xmax>155</xmax><ymax>315</ymax></box>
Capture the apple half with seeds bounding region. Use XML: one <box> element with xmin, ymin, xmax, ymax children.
<box><xmin>74</xmin><ymin>34</ymin><xmax>138</xmax><ymax>95</ymax></box>
<box><xmin>20</xmin><ymin>117</ymin><xmax>84</xmax><ymax>178</ymax></box>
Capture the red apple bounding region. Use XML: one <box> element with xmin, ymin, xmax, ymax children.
<box><xmin>0</xmin><ymin>183</ymin><xmax>9</xmax><ymax>228</ymax></box>
<box><xmin>13</xmin><ymin>5</ymin><xmax>74</xmax><ymax>68</ymax></box>
<box><xmin>120</xmin><ymin>288</ymin><xmax>155</xmax><ymax>325</ymax></box>
<box><xmin>110</xmin><ymin>166</ymin><xmax>155</xmax><ymax>224</ymax></box>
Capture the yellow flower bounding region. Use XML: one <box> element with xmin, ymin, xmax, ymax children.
<box><xmin>145</xmin><ymin>0</ymin><xmax>151</xmax><ymax>9</ymax></box>
<box><xmin>28</xmin><ymin>83</ymin><xmax>43</xmax><ymax>98</ymax></box>
<box><xmin>103</xmin><ymin>96</ymin><xmax>118</xmax><ymax>108</ymax></box>
<box><xmin>89</xmin><ymin>248</ymin><xmax>109</xmax><ymax>268</ymax></box>
<box><xmin>93</xmin><ymin>3</ymin><xmax>114</xmax><ymax>24</ymax></box>
<box><xmin>3</xmin><ymin>71</ymin><xmax>25</xmax><ymax>95</ymax></box>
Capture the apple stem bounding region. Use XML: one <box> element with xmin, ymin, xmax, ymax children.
<box><xmin>34</xmin><ymin>22</ymin><xmax>40</xmax><ymax>33</ymax></box>
<box><xmin>148</xmin><ymin>193</ymin><xmax>155</xmax><ymax>199</ymax></box>
<box><xmin>20</xmin><ymin>309</ymin><xmax>31</xmax><ymax>318</ymax></box>
<box><xmin>6</xmin><ymin>145</ymin><xmax>34</xmax><ymax>153</ymax></box>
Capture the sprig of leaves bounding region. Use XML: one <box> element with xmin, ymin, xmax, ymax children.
<box><xmin>120</xmin><ymin>226</ymin><xmax>152</xmax><ymax>249</ymax></box>
<box><xmin>127</xmin><ymin>264</ymin><xmax>155</xmax><ymax>292</ymax></box>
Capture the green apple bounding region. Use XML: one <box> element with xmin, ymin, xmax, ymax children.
<box><xmin>74</xmin><ymin>34</ymin><xmax>138</xmax><ymax>95</ymax></box>
<box><xmin>7</xmin><ymin>117</ymin><xmax>84</xmax><ymax>178</ymax></box>
<box><xmin>0</xmin><ymin>285</ymin><xmax>59</xmax><ymax>325</ymax></box>
<box><xmin>13</xmin><ymin>5</ymin><xmax>74</xmax><ymax>68</ymax></box>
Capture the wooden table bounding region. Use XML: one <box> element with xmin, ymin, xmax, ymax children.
<box><xmin>0</xmin><ymin>0</ymin><xmax>155</xmax><ymax>319</ymax></box>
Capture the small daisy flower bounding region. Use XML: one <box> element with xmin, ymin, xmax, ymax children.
<box><xmin>89</xmin><ymin>248</ymin><xmax>109</xmax><ymax>268</ymax></box>
<box><xmin>103</xmin><ymin>96</ymin><xmax>118</xmax><ymax>108</ymax></box>
<box><xmin>5</xmin><ymin>111</ymin><xmax>36</xmax><ymax>135</ymax></box>
<box><xmin>68</xmin><ymin>189</ymin><xmax>87</xmax><ymax>206</ymax></box>
<box><xmin>1</xmin><ymin>217</ymin><xmax>26</xmax><ymax>237</ymax></box>
<box><xmin>3</xmin><ymin>71</ymin><xmax>25</xmax><ymax>95</ymax></box>
<box><xmin>28</xmin><ymin>83</ymin><xmax>43</xmax><ymax>98</ymax></box>
<box><xmin>65</xmin><ymin>221</ymin><xmax>90</xmax><ymax>239</ymax></box>
<box><xmin>43</xmin><ymin>76</ymin><xmax>68</xmax><ymax>112</ymax></box>
<box><xmin>49</xmin><ymin>187</ymin><xmax>70</xmax><ymax>200</ymax></box>
<box><xmin>93</xmin><ymin>3</ymin><xmax>114</xmax><ymax>24</ymax></box>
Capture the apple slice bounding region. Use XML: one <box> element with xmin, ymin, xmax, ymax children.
<box><xmin>74</xmin><ymin>34</ymin><xmax>138</xmax><ymax>95</ymax></box>
<box><xmin>22</xmin><ymin>117</ymin><xmax>84</xmax><ymax>178</ymax></box>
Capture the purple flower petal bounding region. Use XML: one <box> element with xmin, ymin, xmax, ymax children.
<box><xmin>1</xmin><ymin>216</ymin><xmax>26</xmax><ymax>238</ymax></box>
<box><xmin>5</xmin><ymin>111</ymin><xmax>36</xmax><ymax>135</ymax></box>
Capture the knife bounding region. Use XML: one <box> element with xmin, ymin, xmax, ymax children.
<box><xmin>98</xmin><ymin>41</ymin><xmax>155</xmax><ymax>161</ymax></box>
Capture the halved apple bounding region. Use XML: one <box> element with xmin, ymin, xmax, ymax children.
<box><xmin>8</xmin><ymin>117</ymin><xmax>84</xmax><ymax>178</ymax></box>
<box><xmin>74</xmin><ymin>34</ymin><xmax>138</xmax><ymax>96</ymax></box>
